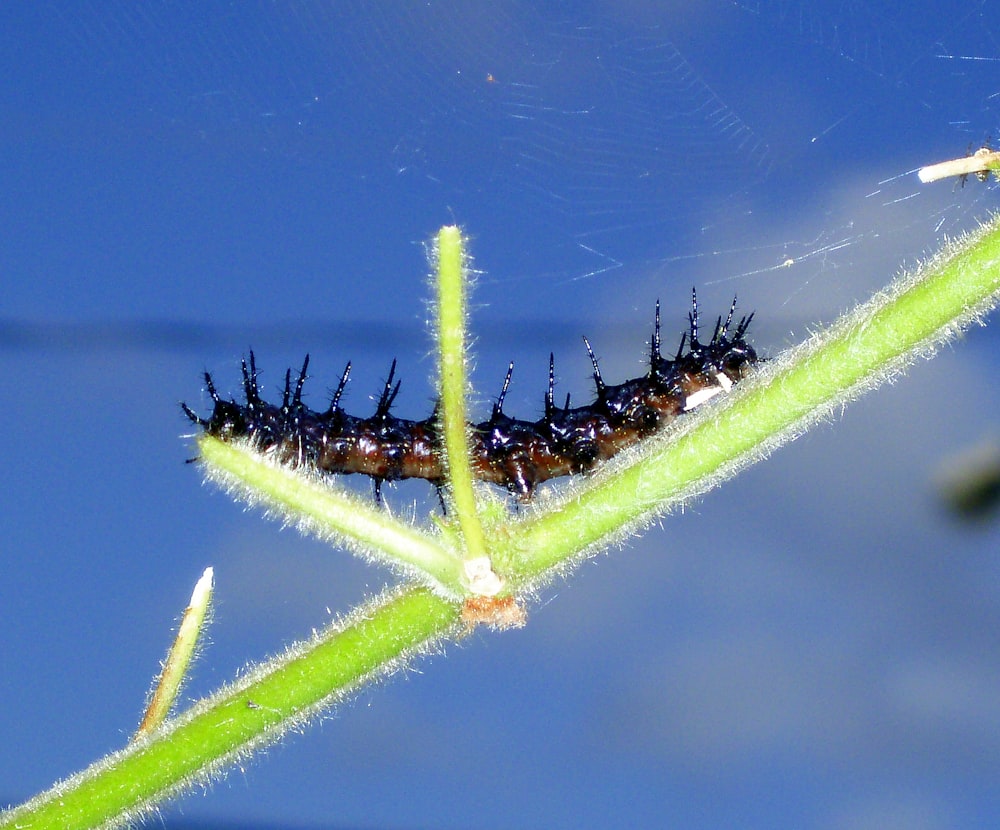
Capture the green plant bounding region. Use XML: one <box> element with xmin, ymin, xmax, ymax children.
<box><xmin>4</xmin><ymin>218</ymin><xmax>1000</xmax><ymax>829</ymax></box>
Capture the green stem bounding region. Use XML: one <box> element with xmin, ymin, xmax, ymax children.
<box><xmin>496</xmin><ymin>216</ymin><xmax>1000</xmax><ymax>584</ymax></box>
<box><xmin>435</xmin><ymin>226</ymin><xmax>489</xmax><ymax>567</ymax></box>
<box><xmin>136</xmin><ymin>567</ymin><xmax>214</xmax><ymax>735</ymax></box>
<box><xmin>7</xmin><ymin>216</ymin><xmax>1000</xmax><ymax>829</ymax></box>
<box><xmin>1</xmin><ymin>587</ymin><xmax>460</xmax><ymax>830</ymax></box>
<box><xmin>197</xmin><ymin>434</ymin><xmax>465</xmax><ymax>596</ymax></box>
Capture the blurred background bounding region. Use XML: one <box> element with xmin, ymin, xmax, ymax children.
<box><xmin>3</xmin><ymin>2</ymin><xmax>1000</xmax><ymax>828</ymax></box>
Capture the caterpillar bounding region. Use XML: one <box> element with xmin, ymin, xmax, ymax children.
<box><xmin>182</xmin><ymin>292</ymin><xmax>757</xmax><ymax>501</ymax></box>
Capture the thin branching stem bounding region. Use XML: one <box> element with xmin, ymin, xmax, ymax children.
<box><xmin>196</xmin><ymin>435</ymin><xmax>465</xmax><ymax>596</ymax></box>
<box><xmin>434</xmin><ymin>226</ymin><xmax>495</xmax><ymax>593</ymax></box>
<box><xmin>136</xmin><ymin>567</ymin><xmax>215</xmax><ymax>736</ymax></box>
<box><xmin>5</xmin><ymin>216</ymin><xmax>1000</xmax><ymax>829</ymax></box>
<box><xmin>1</xmin><ymin>588</ymin><xmax>460</xmax><ymax>830</ymax></box>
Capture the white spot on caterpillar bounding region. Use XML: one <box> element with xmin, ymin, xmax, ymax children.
<box><xmin>683</xmin><ymin>373</ymin><xmax>732</xmax><ymax>411</ymax></box>
<box><xmin>683</xmin><ymin>385</ymin><xmax>723</xmax><ymax>410</ymax></box>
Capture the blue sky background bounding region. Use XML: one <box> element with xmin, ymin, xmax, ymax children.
<box><xmin>3</xmin><ymin>2</ymin><xmax>1000</xmax><ymax>828</ymax></box>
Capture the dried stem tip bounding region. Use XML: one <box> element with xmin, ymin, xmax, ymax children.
<box><xmin>918</xmin><ymin>148</ymin><xmax>1000</xmax><ymax>183</ymax></box>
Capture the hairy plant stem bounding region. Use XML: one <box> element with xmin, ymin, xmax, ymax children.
<box><xmin>1</xmin><ymin>588</ymin><xmax>460</xmax><ymax>830</ymax></box>
<box><xmin>5</xmin><ymin>216</ymin><xmax>1000</xmax><ymax>829</ymax></box>
<box><xmin>196</xmin><ymin>435</ymin><xmax>464</xmax><ymax>595</ymax></box>
<box><xmin>434</xmin><ymin>226</ymin><xmax>494</xmax><ymax>592</ymax></box>
<box><xmin>136</xmin><ymin>567</ymin><xmax>215</xmax><ymax>736</ymax></box>
<box><xmin>498</xmin><ymin>216</ymin><xmax>1000</xmax><ymax>584</ymax></box>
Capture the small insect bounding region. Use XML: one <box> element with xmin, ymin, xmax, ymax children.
<box><xmin>962</xmin><ymin>143</ymin><xmax>996</xmax><ymax>187</ymax></box>
<box><xmin>918</xmin><ymin>138</ymin><xmax>1000</xmax><ymax>185</ymax></box>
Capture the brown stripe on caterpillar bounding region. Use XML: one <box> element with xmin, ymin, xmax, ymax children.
<box><xmin>182</xmin><ymin>291</ymin><xmax>757</xmax><ymax>501</ymax></box>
